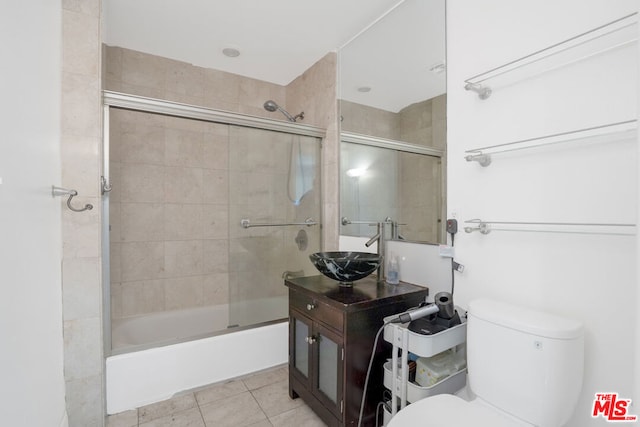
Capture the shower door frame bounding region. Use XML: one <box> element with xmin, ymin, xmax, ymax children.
<box><xmin>101</xmin><ymin>90</ymin><xmax>326</xmax><ymax>356</ymax></box>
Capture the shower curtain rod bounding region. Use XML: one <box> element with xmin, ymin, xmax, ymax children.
<box><xmin>103</xmin><ymin>91</ymin><xmax>326</xmax><ymax>139</ymax></box>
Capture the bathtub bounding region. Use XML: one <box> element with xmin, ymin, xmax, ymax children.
<box><xmin>106</xmin><ymin>299</ymin><xmax>289</xmax><ymax>414</ymax></box>
<box><xmin>112</xmin><ymin>305</ymin><xmax>230</xmax><ymax>350</ymax></box>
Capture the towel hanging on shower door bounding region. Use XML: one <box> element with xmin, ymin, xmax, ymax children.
<box><xmin>288</xmin><ymin>136</ymin><xmax>315</xmax><ymax>206</ymax></box>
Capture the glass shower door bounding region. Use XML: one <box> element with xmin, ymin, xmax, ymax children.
<box><xmin>227</xmin><ymin>126</ymin><xmax>322</xmax><ymax>328</ymax></box>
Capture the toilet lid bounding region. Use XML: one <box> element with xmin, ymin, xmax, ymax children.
<box><xmin>387</xmin><ymin>394</ymin><xmax>530</xmax><ymax>427</ymax></box>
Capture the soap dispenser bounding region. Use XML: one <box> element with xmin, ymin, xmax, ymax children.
<box><xmin>387</xmin><ymin>254</ymin><xmax>400</xmax><ymax>285</ymax></box>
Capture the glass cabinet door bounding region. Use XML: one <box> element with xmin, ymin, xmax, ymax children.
<box><xmin>314</xmin><ymin>323</ymin><xmax>343</xmax><ymax>417</ymax></box>
<box><xmin>291</xmin><ymin>312</ymin><xmax>311</xmax><ymax>380</ymax></box>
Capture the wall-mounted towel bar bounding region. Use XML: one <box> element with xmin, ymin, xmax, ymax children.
<box><xmin>464</xmin><ymin>219</ymin><xmax>636</xmax><ymax>236</ymax></box>
<box><xmin>464</xmin><ymin>12</ymin><xmax>638</xmax><ymax>99</ymax></box>
<box><xmin>52</xmin><ymin>186</ymin><xmax>93</xmax><ymax>213</ymax></box>
<box><xmin>341</xmin><ymin>216</ymin><xmax>380</xmax><ymax>226</ymax></box>
<box><xmin>240</xmin><ymin>217</ymin><xmax>317</xmax><ymax>229</ymax></box>
<box><xmin>465</xmin><ymin>120</ymin><xmax>637</xmax><ymax>166</ymax></box>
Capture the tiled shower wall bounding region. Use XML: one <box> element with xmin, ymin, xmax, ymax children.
<box><xmin>105</xmin><ymin>46</ymin><xmax>333</xmax><ymax>322</ymax></box>
<box><xmin>108</xmin><ymin>111</ymin><xmax>232</xmax><ymax>320</ymax></box>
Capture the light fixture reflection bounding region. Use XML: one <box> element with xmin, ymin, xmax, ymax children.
<box><xmin>346</xmin><ymin>168</ymin><xmax>367</xmax><ymax>178</ymax></box>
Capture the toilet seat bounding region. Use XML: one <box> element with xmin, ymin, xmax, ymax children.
<box><xmin>387</xmin><ymin>394</ymin><xmax>531</xmax><ymax>427</ymax></box>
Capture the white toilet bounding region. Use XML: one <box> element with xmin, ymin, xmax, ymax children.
<box><xmin>388</xmin><ymin>298</ymin><xmax>584</xmax><ymax>427</ymax></box>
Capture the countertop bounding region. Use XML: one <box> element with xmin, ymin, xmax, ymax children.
<box><xmin>285</xmin><ymin>275</ymin><xmax>429</xmax><ymax>312</ymax></box>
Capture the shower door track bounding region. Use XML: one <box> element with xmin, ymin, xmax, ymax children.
<box><xmin>102</xmin><ymin>90</ymin><xmax>326</xmax><ymax>138</ymax></box>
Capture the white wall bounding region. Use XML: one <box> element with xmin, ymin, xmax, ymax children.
<box><xmin>0</xmin><ymin>2</ymin><xmax>67</xmax><ymax>427</ymax></box>
<box><xmin>447</xmin><ymin>1</ymin><xmax>638</xmax><ymax>426</ymax></box>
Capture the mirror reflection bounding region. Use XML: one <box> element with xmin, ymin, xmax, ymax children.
<box><xmin>339</xmin><ymin>0</ymin><xmax>446</xmax><ymax>243</ymax></box>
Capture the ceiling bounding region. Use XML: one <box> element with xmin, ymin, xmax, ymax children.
<box><xmin>102</xmin><ymin>0</ymin><xmax>445</xmax><ymax>113</ymax></box>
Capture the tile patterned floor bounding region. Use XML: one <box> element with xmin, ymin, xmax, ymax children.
<box><xmin>106</xmin><ymin>365</ymin><xmax>328</xmax><ymax>427</ymax></box>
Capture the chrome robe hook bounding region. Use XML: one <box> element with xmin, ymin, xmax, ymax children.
<box><xmin>52</xmin><ymin>186</ymin><xmax>93</xmax><ymax>212</ymax></box>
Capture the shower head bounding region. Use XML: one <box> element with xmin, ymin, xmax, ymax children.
<box><xmin>263</xmin><ymin>100</ymin><xmax>304</xmax><ymax>122</ymax></box>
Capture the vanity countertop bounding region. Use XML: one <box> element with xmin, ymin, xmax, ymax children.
<box><xmin>285</xmin><ymin>275</ymin><xmax>429</xmax><ymax>313</ymax></box>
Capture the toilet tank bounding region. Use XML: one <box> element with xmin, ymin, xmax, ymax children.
<box><xmin>467</xmin><ymin>299</ymin><xmax>584</xmax><ymax>427</ymax></box>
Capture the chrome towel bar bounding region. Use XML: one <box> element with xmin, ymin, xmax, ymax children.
<box><xmin>240</xmin><ymin>217</ymin><xmax>317</xmax><ymax>229</ymax></box>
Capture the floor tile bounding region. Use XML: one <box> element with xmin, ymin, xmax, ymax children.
<box><xmin>269</xmin><ymin>404</ymin><xmax>328</xmax><ymax>427</ymax></box>
<box><xmin>242</xmin><ymin>366</ymin><xmax>288</xmax><ymax>391</ymax></box>
<box><xmin>195</xmin><ymin>378</ymin><xmax>247</xmax><ymax>406</ymax></box>
<box><xmin>251</xmin><ymin>379</ymin><xmax>304</xmax><ymax>418</ymax></box>
<box><xmin>200</xmin><ymin>391</ymin><xmax>267</xmax><ymax>427</ymax></box>
<box><xmin>139</xmin><ymin>407</ymin><xmax>204</xmax><ymax>427</ymax></box>
<box><xmin>138</xmin><ymin>394</ymin><xmax>198</xmax><ymax>424</ymax></box>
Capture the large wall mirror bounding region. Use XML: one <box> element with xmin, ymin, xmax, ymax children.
<box><xmin>338</xmin><ymin>0</ymin><xmax>446</xmax><ymax>244</ymax></box>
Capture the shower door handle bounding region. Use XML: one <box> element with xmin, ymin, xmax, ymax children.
<box><xmin>101</xmin><ymin>176</ymin><xmax>112</xmax><ymax>195</ymax></box>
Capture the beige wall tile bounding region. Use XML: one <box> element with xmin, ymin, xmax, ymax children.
<box><xmin>63</xmin><ymin>9</ymin><xmax>100</xmax><ymax>76</ymax></box>
<box><xmin>164</xmin><ymin>203</ymin><xmax>203</xmax><ymax>240</ymax></box>
<box><xmin>104</xmin><ymin>46</ymin><xmax>122</xmax><ymax>83</ymax></box>
<box><xmin>118</xmin><ymin>121</ymin><xmax>165</xmax><ymax>165</ymax></box>
<box><xmin>164</xmin><ymin>240</ymin><xmax>203</xmax><ymax>277</ymax></box>
<box><xmin>120</xmin><ymin>279</ymin><xmax>165</xmax><ymax>317</ymax></box>
<box><xmin>121</xmin><ymin>48</ymin><xmax>166</xmax><ymax>90</ymax></box>
<box><xmin>61</xmin><ymin>72</ymin><xmax>101</xmax><ymax>138</ymax></box>
<box><xmin>164</xmin><ymin>276</ymin><xmax>204</xmax><ymax>310</ymax></box>
<box><xmin>62</xmin><ymin>198</ymin><xmax>101</xmax><ymax>258</ymax></box>
<box><xmin>165</xmin><ymin>59</ymin><xmax>205</xmax><ymax>101</ymax></box>
<box><xmin>120</xmin><ymin>241</ymin><xmax>165</xmax><ymax>281</ymax></box>
<box><xmin>120</xmin><ymin>163</ymin><xmax>165</xmax><ymax>203</ymax></box>
<box><xmin>203</xmin><ymin>169</ymin><xmax>229</xmax><ymax>204</ymax></box>
<box><xmin>119</xmin><ymin>203</ymin><xmax>164</xmax><ymax>242</ymax></box>
<box><xmin>61</xmin><ymin>134</ymin><xmax>101</xmax><ymax>197</ymax></box>
<box><xmin>164</xmin><ymin>166</ymin><xmax>203</xmax><ymax>203</ymax></box>
<box><xmin>203</xmin><ymin>273</ymin><xmax>229</xmax><ymax>306</ymax></box>
<box><xmin>62</xmin><ymin>257</ymin><xmax>101</xmax><ymax>321</ymax></box>
<box><xmin>203</xmin><ymin>239</ymin><xmax>229</xmax><ymax>274</ymax></box>
<box><xmin>203</xmin><ymin>68</ymin><xmax>240</xmax><ymax>108</ymax></box>
<box><xmin>65</xmin><ymin>374</ymin><xmax>103</xmax><ymax>427</ymax></box>
<box><xmin>63</xmin><ymin>0</ymin><xmax>100</xmax><ymax>16</ymax></box>
<box><xmin>202</xmin><ymin>204</ymin><xmax>229</xmax><ymax>239</ymax></box>
<box><xmin>63</xmin><ymin>317</ymin><xmax>102</xmax><ymax>380</ymax></box>
<box><xmin>165</xmin><ymin>127</ymin><xmax>204</xmax><ymax>167</ymax></box>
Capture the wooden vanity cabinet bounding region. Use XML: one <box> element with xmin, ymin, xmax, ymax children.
<box><xmin>285</xmin><ymin>275</ymin><xmax>429</xmax><ymax>427</ymax></box>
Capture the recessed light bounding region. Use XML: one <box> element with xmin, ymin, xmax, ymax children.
<box><xmin>357</xmin><ymin>86</ymin><xmax>372</xmax><ymax>93</ymax></box>
<box><xmin>222</xmin><ymin>47</ymin><xmax>240</xmax><ymax>58</ymax></box>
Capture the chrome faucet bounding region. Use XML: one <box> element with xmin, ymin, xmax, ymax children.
<box><xmin>341</xmin><ymin>216</ymin><xmax>390</xmax><ymax>283</ymax></box>
<box><xmin>365</xmin><ymin>220</ymin><xmax>388</xmax><ymax>283</ymax></box>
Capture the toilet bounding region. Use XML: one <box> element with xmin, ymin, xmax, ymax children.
<box><xmin>388</xmin><ymin>298</ymin><xmax>584</xmax><ymax>427</ymax></box>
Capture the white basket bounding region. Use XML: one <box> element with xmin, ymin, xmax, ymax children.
<box><xmin>383</xmin><ymin>317</ymin><xmax>467</xmax><ymax>357</ymax></box>
<box><xmin>383</xmin><ymin>361</ymin><xmax>467</xmax><ymax>403</ymax></box>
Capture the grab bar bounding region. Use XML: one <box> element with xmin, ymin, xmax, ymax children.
<box><xmin>240</xmin><ymin>217</ymin><xmax>317</xmax><ymax>229</ymax></box>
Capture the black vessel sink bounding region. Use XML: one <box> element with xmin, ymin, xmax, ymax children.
<box><xmin>309</xmin><ymin>251</ymin><xmax>381</xmax><ymax>287</ymax></box>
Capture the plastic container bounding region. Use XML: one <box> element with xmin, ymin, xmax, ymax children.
<box><xmin>383</xmin><ymin>361</ymin><xmax>467</xmax><ymax>403</ymax></box>
<box><xmin>415</xmin><ymin>349</ymin><xmax>466</xmax><ymax>387</ymax></box>
<box><xmin>386</xmin><ymin>255</ymin><xmax>399</xmax><ymax>285</ymax></box>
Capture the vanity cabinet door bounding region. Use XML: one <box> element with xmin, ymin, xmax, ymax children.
<box><xmin>290</xmin><ymin>310</ymin><xmax>313</xmax><ymax>387</ymax></box>
<box><xmin>313</xmin><ymin>322</ymin><xmax>344</xmax><ymax>419</ymax></box>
